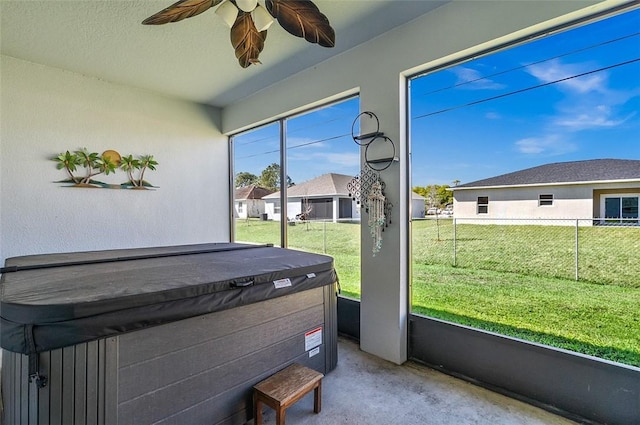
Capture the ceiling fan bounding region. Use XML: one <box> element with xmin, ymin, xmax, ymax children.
<box><xmin>142</xmin><ymin>0</ymin><xmax>335</xmax><ymax>68</ymax></box>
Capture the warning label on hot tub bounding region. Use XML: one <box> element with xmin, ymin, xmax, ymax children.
<box><xmin>305</xmin><ymin>327</ymin><xmax>322</xmax><ymax>351</ymax></box>
<box><xmin>273</xmin><ymin>278</ymin><xmax>292</xmax><ymax>289</ymax></box>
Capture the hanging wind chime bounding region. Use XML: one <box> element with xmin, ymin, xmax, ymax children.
<box><xmin>367</xmin><ymin>180</ymin><xmax>386</xmax><ymax>255</ymax></box>
<box><xmin>347</xmin><ymin>111</ymin><xmax>396</xmax><ymax>255</ymax></box>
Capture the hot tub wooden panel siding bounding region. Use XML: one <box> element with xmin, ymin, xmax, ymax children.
<box><xmin>2</xmin><ymin>338</ymin><xmax>117</xmax><ymax>425</ymax></box>
<box><xmin>117</xmin><ymin>287</ymin><xmax>327</xmax><ymax>424</ymax></box>
<box><xmin>2</xmin><ymin>285</ymin><xmax>337</xmax><ymax>425</ymax></box>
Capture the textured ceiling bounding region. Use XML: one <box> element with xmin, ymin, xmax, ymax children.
<box><xmin>1</xmin><ymin>0</ymin><xmax>446</xmax><ymax>108</ymax></box>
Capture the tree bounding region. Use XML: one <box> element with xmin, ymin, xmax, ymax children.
<box><xmin>426</xmin><ymin>185</ymin><xmax>439</xmax><ymax>209</ymax></box>
<box><xmin>120</xmin><ymin>154</ymin><xmax>158</xmax><ymax>188</ymax></box>
<box><xmin>413</xmin><ymin>183</ymin><xmax>454</xmax><ymax>241</ymax></box>
<box><xmin>413</xmin><ymin>184</ymin><xmax>453</xmax><ymax>208</ymax></box>
<box><xmin>427</xmin><ymin>185</ymin><xmax>442</xmax><ymax>241</ymax></box>
<box><xmin>235</xmin><ymin>172</ymin><xmax>258</xmax><ymax>188</ymax></box>
<box><xmin>53</xmin><ymin>150</ymin><xmax>82</xmax><ymax>184</ymax></box>
<box><xmin>412</xmin><ymin>185</ymin><xmax>429</xmax><ymax>199</ymax></box>
<box><xmin>437</xmin><ymin>185</ymin><xmax>453</xmax><ymax>206</ymax></box>
<box><xmin>259</xmin><ymin>163</ymin><xmax>294</xmax><ymax>190</ymax></box>
<box><xmin>53</xmin><ymin>148</ymin><xmax>118</xmax><ymax>186</ymax></box>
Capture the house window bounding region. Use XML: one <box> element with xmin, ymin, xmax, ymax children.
<box><xmin>274</xmin><ymin>201</ymin><xmax>281</xmax><ymax>214</ymax></box>
<box><xmin>237</xmin><ymin>201</ymin><xmax>244</xmax><ymax>214</ymax></box>
<box><xmin>305</xmin><ymin>198</ymin><xmax>333</xmax><ymax>220</ymax></box>
<box><xmin>604</xmin><ymin>196</ymin><xmax>639</xmax><ymax>223</ymax></box>
<box><xmin>477</xmin><ymin>196</ymin><xmax>489</xmax><ymax>214</ymax></box>
<box><xmin>539</xmin><ymin>194</ymin><xmax>554</xmax><ymax>206</ymax></box>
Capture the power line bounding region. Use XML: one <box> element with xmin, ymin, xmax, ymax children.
<box><xmin>288</xmin><ymin>133</ymin><xmax>350</xmax><ymax>149</ymax></box>
<box><xmin>286</xmin><ymin>114</ymin><xmax>353</xmax><ymax>137</ymax></box>
<box><xmin>234</xmin><ymin>112</ymin><xmax>355</xmax><ymax>147</ymax></box>
<box><xmin>417</xmin><ymin>31</ymin><xmax>639</xmax><ymax>97</ymax></box>
<box><xmin>236</xmin><ymin>133</ymin><xmax>351</xmax><ymax>160</ymax></box>
<box><xmin>233</xmin><ymin>131</ymin><xmax>279</xmax><ymax>148</ymax></box>
<box><xmin>413</xmin><ymin>57</ymin><xmax>640</xmax><ymax>120</ymax></box>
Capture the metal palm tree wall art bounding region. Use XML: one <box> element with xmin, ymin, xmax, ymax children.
<box><xmin>143</xmin><ymin>0</ymin><xmax>335</xmax><ymax>68</ymax></box>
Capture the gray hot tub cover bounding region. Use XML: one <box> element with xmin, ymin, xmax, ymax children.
<box><xmin>1</xmin><ymin>243</ymin><xmax>337</xmax><ymax>355</ymax></box>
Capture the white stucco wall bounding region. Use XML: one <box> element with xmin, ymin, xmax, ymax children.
<box><xmin>453</xmin><ymin>181</ymin><xmax>640</xmax><ymax>225</ymax></box>
<box><xmin>222</xmin><ymin>1</ymin><xmax>620</xmax><ymax>363</ymax></box>
<box><xmin>235</xmin><ymin>199</ymin><xmax>265</xmax><ymax>219</ymax></box>
<box><xmin>453</xmin><ymin>185</ymin><xmax>594</xmax><ymax>221</ymax></box>
<box><xmin>412</xmin><ymin>199</ymin><xmax>426</xmax><ymax>219</ymax></box>
<box><xmin>264</xmin><ymin>200</ymin><xmax>281</xmax><ymax>222</ymax></box>
<box><xmin>265</xmin><ymin>196</ymin><xmax>362</xmax><ymax>222</ymax></box>
<box><xmin>0</xmin><ymin>56</ymin><xmax>230</xmax><ymax>262</ymax></box>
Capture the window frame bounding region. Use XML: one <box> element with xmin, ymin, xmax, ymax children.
<box><xmin>601</xmin><ymin>194</ymin><xmax>640</xmax><ymax>222</ymax></box>
<box><xmin>477</xmin><ymin>196</ymin><xmax>489</xmax><ymax>214</ymax></box>
<box><xmin>230</xmin><ymin>94</ymin><xmax>359</xmax><ymax>246</ymax></box>
<box><xmin>538</xmin><ymin>194</ymin><xmax>554</xmax><ymax>207</ymax></box>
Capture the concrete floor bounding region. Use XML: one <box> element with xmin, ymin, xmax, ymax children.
<box><xmin>253</xmin><ymin>337</ymin><xmax>576</xmax><ymax>425</ymax></box>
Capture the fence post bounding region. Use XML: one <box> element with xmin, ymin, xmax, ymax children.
<box><xmin>575</xmin><ymin>219</ymin><xmax>579</xmax><ymax>281</ymax></box>
<box><xmin>453</xmin><ymin>217</ymin><xmax>457</xmax><ymax>267</ymax></box>
<box><xmin>323</xmin><ymin>220</ymin><xmax>327</xmax><ymax>254</ymax></box>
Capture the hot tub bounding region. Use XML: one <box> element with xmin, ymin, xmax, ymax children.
<box><xmin>1</xmin><ymin>243</ymin><xmax>338</xmax><ymax>425</ymax></box>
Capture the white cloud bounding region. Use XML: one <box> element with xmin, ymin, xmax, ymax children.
<box><xmin>514</xmin><ymin>135</ymin><xmax>577</xmax><ymax>156</ymax></box>
<box><xmin>452</xmin><ymin>67</ymin><xmax>505</xmax><ymax>90</ymax></box>
<box><xmin>287</xmin><ymin>151</ymin><xmax>360</xmax><ymax>183</ymax></box>
<box><xmin>526</xmin><ymin>59</ymin><xmax>639</xmax><ymax>133</ymax></box>
<box><xmin>485</xmin><ymin>112</ymin><xmax>501</xmax><ymax>120</ymax></box>
<box><xmin>287</xmin><ymin>151</ymin><xmax>360</xmax><ymax>168</ymax></box>
<box><xmin>554</xmin><ymin>107</ymin><xmax>634</xmax><ymax>130</ymax></box>
<box><xmin>526</xmin><ymin>59</ymin><xmax>606</xmax><ymax>94</ymax></box>
<box><xmin>311</xmin><ymin>152</ymin><xmax>360</xmax><ymax>168</ymax></box>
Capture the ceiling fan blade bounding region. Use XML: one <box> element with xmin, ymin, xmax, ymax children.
<box><xmin>265</xmin><ymin>0</ymin><xmax>335</xmax><ymax>48</ymax></box>
<box><xmin>230</xmin><ymin>12</ymin><xmax>268</xmax><ymax>68</ymax></box>
<box><xmin>142</xmin><ymin>0</ymin><xmax>223</xmax><ymax>25</ymax></box>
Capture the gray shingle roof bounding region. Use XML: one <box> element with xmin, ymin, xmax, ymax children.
<box><xmin>454</xmin><ymin>159</ymin><xmax>640</xmax><ymax>189</ymax></box>
<box><xmin>264</xmin><ymin>173</ymin><xmax>354</xmax><ymax>199</ymax></box>
<box><xmin>234</xmin><ymin>185</ymin><xmax>274</xmax><ymax>200</ymax></box>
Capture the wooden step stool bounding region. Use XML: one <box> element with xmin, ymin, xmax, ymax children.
<box><xmin>253</xmin><ymin>363</ymin><xmax>324</xmax><ymax>425</ymax></box>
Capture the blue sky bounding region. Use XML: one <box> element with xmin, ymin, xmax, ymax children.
<box><xmin>410</xmin><ymin>8</ymin><xmax>640</xmax><ymax>186</ymax></box>
<box><xmin>233</xmin><ymin>99</ymin><xmax>359</xmax><ymax>186</ymax></box>
<box><xmin>234</xmin><ymin>9</ymin><xmax>639</xmax><ymax>188</ymax></box>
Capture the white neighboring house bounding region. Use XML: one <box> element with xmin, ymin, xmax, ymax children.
<box><xmin>412</xmin><ymin>192</ymin><xmax>426</xmax><ymax>218</ymax></box>
<box><xmin>450</xmin><ymin>159</ymin><xmax>640</xmax><ymax>226</ymax></box>
<box><xmin>233</xmin><ymin>185</ymin><xmax>274</xmax><ymax>219</ymax></box>
<box><xmin>263</xmin><ymin>172</ymin><xmax>428</xmax><ymax>222</ymax></box>
<box><xmin>263</xmin><ymin>173</ymin><xmax>361</xmax><ymax>223</ymax></box>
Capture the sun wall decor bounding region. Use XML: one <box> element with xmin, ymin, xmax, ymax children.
<box><xmin>53</xmin><ymin>148</ymin><xmax>158</xmax><ymax>190</ymax></box>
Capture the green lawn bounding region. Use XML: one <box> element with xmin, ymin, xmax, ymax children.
<box><xmin>235</xmin><ymin>219</ymin><xmax>362</xmax><ymax>298</ymax></box>
<box><xmin>235</xmin><ymin>218</ymin><xmax>640</xmax><ymax>366</ymax></box>
<box><xmin>412</xmin><ymin>264</ymin><xmax>640</xmax><ymax>365</ymax></box>
<box><xmin>413</xmin><ymin>219</ymin><xmax>640</xmax><ymax>288</ymax></box>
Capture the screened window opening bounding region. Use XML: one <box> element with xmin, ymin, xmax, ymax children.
<box><xmin>410</xmin><ymin>8</ymin><xmax>640</xmax><ymax>368</ymax></box>
<box><xmin>604</xmin><ymin>196</ymin><xmax>639</xmax><ymax>224</ymax></box>
<box><xmin>232</xmin><ymin>96</ymin><xmax>362</xmax><ymax>299</ymax></box>
<box><xmin>477</xmin><ymin>196</ymin><xmax>489</xmax><ymax>214</ymax></box>
<box><xmin>539</xmin><ymin>194</ymin><xmax>554</xmax><ymax>206</ymax></box>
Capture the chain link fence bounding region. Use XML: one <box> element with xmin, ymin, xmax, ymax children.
<box><xmin>412</xmin><ymin>217</ymin><xmax>640</xmax><ymax>288</ymax></box>
<box><xmin>238</xmin><ymin>216</ymin><xmax>639</xmax><ymax>289</ymax></box>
